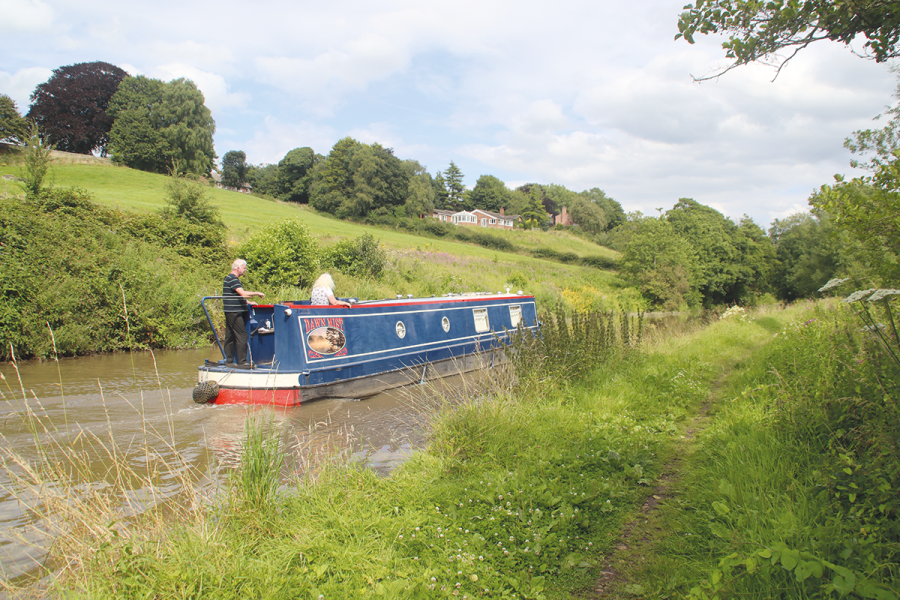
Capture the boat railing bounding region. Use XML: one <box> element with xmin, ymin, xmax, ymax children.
<box><xmin>200</xmin><ymin>296</ymin><xmax>270</xmax><ymax>360</ymax></box>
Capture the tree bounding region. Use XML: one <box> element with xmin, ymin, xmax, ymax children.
<box><xmin>676</xmin><ymin>0</ymin><xmax>900</xmax><ymax>79</ymax></box>
<box><xmin>666</xmin><ymin>198</ymin><xmax>763</xmax><ymax>306</ymax></box>
<box><xmin>443</xmin><ymin>161</ymin><xmax>465</xmax><ymax>204</ymax></box>
<box><xmin>221</xmin><ymin>150</ymin><xmax>248</xmax><ymax>189</ymax></box>
<box><xmin>309</xmin><ymin>138</ymin><xmax>410</xmax><ymax>219</ymax></box>
<box><xmin>621</xmin><ymin>215</ymin><xmax>700</xmax><ymax>310</ymax></box>
<box><xmin>19</xmin><ymin>122</ymin><xmax>54</xmax><ymax>198</ymax></box>
<box><xmin>27</xmin><ymin>61</ymin><xmax>127</xmax><ymax>154</ymax></box>
<box><xmin>812</xmin><ymin>74</ymin><xmax>900</xmax><ymax>286</ymax></box>
<box><xmin>580</xmin><ymin>188</ymin><xmax>626</xmax><ymax>231</ymax></box>
<box><xmin>516</xmin><ymin>184</ymin><xmax>552</xmax><ymax>229</ymax></box>
<box><xmin>768</xmin><ymin>212</ymin><xmax>840</xmax><ymax>300</ymax></box>
<box><xmin>0</xmin><ymin>95</ymin><xmax>27</xmax><ymax>144</ymax></box>
<box><xmin>107</xmin><ymin>76</ymin><xmax>216</xmax><ymax>175</ymax></box>
<box><xmin>278</xmin><ymin>147</ymin><xmax>317</xmax><ymax>203</ymax></box>
<box><xmin>403</xmin><ymin>160</ymin><xmax>435</xmax><ymax>217</ymax></box>
<box><xmin>246</xmin><ymin>164</ymin><xmax>279</xmax><ymax>197</ymax></box>
<box><xmin>566</xmin><ymin>195</ymin><xmax>607</xmax><ymax>234</ymax></box>
<box><xmin>160</xmin><ymin>176</ymin><xmax>223</xmax><ymax>226</ymax></box>
<box><xmin>432</xmin><ymin>171</ymin><xmax>449</xmax><ymax>209</ymax></box>
<box><xmin>468</xmin><ymin>175</ymin><xmax>510</xmax><ymax>212</ymax></box>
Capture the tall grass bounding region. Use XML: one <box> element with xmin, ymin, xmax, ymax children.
<box><xmin>626</xmin><ymin>302</ymin><xmax>900</xmax><ymax>599</ymax></box>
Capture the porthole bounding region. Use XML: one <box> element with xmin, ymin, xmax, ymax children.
<box><xmin>396</xmin><ymin>321</ymin><xmax>406</xmax><ymax>339</ymax></box>
<box><xmin>441</xmin><ymin>316</ymin><xmax>450</xmax><ymax>332</ymax></box>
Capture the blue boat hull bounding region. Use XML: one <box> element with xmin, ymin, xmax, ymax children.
<box><xmin>196</xmin><ymin>293</ymin><xmax>538</xmax><ymax>406</ymax></box>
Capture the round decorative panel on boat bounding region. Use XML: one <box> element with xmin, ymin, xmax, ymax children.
<box><xmin>396</xmin><ymin>321</ymin><xmax>406</xmax><ymax>338</ymax></box>
<box><xmin>306</xmin><ymin>326</ymin><xmax>346</xmax><ymax>355</ymax></box>
<box><xmin>441</xmin><ymin>316</ymin><xmax>450</xmax><ymax>332</ymax></box>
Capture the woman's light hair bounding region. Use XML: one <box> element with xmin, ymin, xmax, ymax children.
<box><xmin>313</xmin><ymin>273</ymin><xmax>335</xmax><ymax>290</ymax></box>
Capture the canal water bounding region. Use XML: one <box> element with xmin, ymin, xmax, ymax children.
<box><xmin>0</xmin><ymin>347</ymin><xmax>452</xmax><ymax>585</ymax></box>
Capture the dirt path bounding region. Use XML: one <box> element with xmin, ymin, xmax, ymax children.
<box><xmin>581</xmin><ymin>399</ymin><xmax>714</xmax><ymax>599</ymax></box>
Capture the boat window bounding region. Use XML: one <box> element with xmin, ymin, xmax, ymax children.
<box><xmin>509</xmin><ymin>305</ymin><xmax>522</xmax><ymax>328</ymax></box>
<box><xmin>441</xmin><ymin>316</ymin><xmax>450</xmax><ymax>332</ymax></box>
<box><xmin>473</xmin><ymin>308</ymin><xmax>490</xmax><ymax>333</ymax></box>
<box><xmin>396</xmin><ymin>321</ymin><xmax>407</xmax><ymax>339</ymax></box>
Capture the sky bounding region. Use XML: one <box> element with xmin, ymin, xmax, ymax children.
<box><xmin>2</xmin><ymin>0</ymin><xmax>897</xmax><ymax>227</ymax></box>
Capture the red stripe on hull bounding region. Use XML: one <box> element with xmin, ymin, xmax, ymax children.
<box><xmin>211</xmin><ymin>387</ymin><xmax>302</xmax><ymax>407</ymax></box>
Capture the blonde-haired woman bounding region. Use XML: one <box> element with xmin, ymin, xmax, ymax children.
<box><xmin>310</xmin><ymin>273</ymin><xmax>352</xmax><ymax>307</ymax></box>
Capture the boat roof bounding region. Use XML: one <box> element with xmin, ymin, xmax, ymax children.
<box><xmin>253</xmin><ymin>291</ymin><xmax>534</xmax><ymax>310</ymax></box>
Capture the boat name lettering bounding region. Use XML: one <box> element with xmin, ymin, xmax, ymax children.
<box><xmin>302</xmin><ymin>317</ymin><xmax>345</xmax><ymax>332</ymax></box>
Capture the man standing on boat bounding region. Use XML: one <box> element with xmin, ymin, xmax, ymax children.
<box><xmin>223</xmin><ymin>259</ymin><xmax>265</xmax><ymax>368</ymax></box>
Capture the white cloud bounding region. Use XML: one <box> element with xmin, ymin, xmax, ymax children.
<box><xmin>255</xmin><ymin>33</ymin><xmax>411</xmax><ymax>109</ymax></box>
<box><xmin>0</xmin><ymin>0</ymin><xmax>53</xmax><ymax>33</ymax></box>
<box><xmin>149</xmin><ymin>64</ymin><xmax>250</xmax><ymax>113</ymax></box>
<box><xmin>236</xmin><ymin>116</ymin><xmax>336</xmax><ymax>166</ymax></box>
<box><xmin>0</xmin><ymin>67</ymin><xmax>53</xmax><ymax>111</ymax></box>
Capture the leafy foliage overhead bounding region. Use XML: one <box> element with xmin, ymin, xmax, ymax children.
<box><xmin>27</xmin><ymin>61</ymin><xmax>127</xmax><ymax>155</ymax></box>
<box><xmin>107</xmin><ymin>75</ymin><xmax>216</xmax><ymax>176</ymax></box>
<box><xmin>676</xmin><ymin>0</ymin><xmax>900</xmax><ymax>78</ymax></box>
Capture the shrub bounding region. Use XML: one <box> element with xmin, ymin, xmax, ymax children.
<box><xmin>159</xmin><ymin>176</ymin><xmax>223</xmax><ymax>226</ymax></box>
<box><xmin>468</xmin><ymin>229</ymin><xmax>514</xmax><ymax>251</ymax></box>
<box><xmin>420</xmin><ymin>218</ymin><xmax>452</xmax><ymax>237</ymax></box>
<box><xmin>238</xmin><ymin>219</ymin><xmax>319</xmax><ymax>288</ymax></box>
<box><xmin>580</xmin><ymin>254</ymin><xmax>618</xmax><ymax>270</ymax></box>
<box><xmin>321</xmin><ymin>232</ymin><xmax>387</xmax><ymax>279</ymax></box>
<box><xmin>531</xmin><ymin>247</ymin><xmax>578</xmax><ymax>263</ymax></box>
<box><xmin>0</xmin><ymin>188</ymin><xmax>218</xmax><ymax>359</ymax></box>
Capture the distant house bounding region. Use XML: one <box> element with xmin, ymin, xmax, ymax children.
<box><xmin>553</xmin><ymin>205</ymin><xmax>574</xmax><ymax>226</ymax></box>
<box><xmin>432</xmin><ymin>207</ymin><xmax>519</xmax><ymax>229</ymax></box>
<box><xmin>210</xmin><ymin>171</ymin><xmax>253</xmax><ymax>194</ymax></box>
<box><xmin>432</xmin><ymin>209</ymin><xmax>456</xmax><ymax>223</ymax></box>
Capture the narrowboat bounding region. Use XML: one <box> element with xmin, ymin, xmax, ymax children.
<box><xmin>193</xmin><ymin>292</ymin><xmax>538</xmax><ymax>406</ymax></box>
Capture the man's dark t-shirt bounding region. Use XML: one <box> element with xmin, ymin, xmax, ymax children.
<box><xmin>223</xmin><ymin>274</ymin><xmax>248</xmax><ymax>313</ymax></box>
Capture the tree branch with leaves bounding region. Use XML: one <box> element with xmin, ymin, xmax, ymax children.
<box><xmin>676</xmin><ymin>0</ymin><xmax>900</xmax><ymax>79</ymax></box>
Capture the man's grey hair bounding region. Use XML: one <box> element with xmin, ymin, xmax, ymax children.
<box><xmin>232</xmin><ymin>259</ymin><xmax>247</xmax><ymax>270</ymax></box>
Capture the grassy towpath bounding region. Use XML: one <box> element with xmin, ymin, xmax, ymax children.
<box><xmin>584</xmin><ymin>301</ymin><xmax>900</xmax><ymax>599</ymax></box>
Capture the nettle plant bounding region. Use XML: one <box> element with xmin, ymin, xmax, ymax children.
<box><xmin>819</xmin><ymin>278</ymin><xmax>900</xmax><ymax>369</ymax></box>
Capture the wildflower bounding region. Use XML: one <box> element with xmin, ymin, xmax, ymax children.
<box><xmin>844</xmin><ymin>289</ymin><xmax>876</xmax><ymax>303</ymax></box>
<box><xmin>868</xmin><ymin>288</ymin><xmax>900</xmax><ymax>302</ymax></box>
<box><xmin>818</xmin><ymin>278</ymin><xmax>849</xmax><ymax>292</ymax></box>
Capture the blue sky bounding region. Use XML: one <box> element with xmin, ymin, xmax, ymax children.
<box><xmin>2</xmin><ymin>0</ymin><xmax>896</xmax><ymax>227</ymax></box>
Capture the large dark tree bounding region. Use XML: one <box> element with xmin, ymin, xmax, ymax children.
<box><xmin>0</xmin><ymin>95</ymin><xmax>27</xmax><ymax>144</ymax></box>
<box><xmin>107</xmin><ymin>76</ymin><xmax>216</xmax><ymax>175</ymax></box>
<box><xmin>27</xmin><ymin>61</ymin><xmax>127</xmax><ymax>155</ymax></box>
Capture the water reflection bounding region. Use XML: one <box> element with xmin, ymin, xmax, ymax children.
<box><xmin>0</xmin><ymin>347</ymin><xmax>450</xmax><ymax>585</ymax></box>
